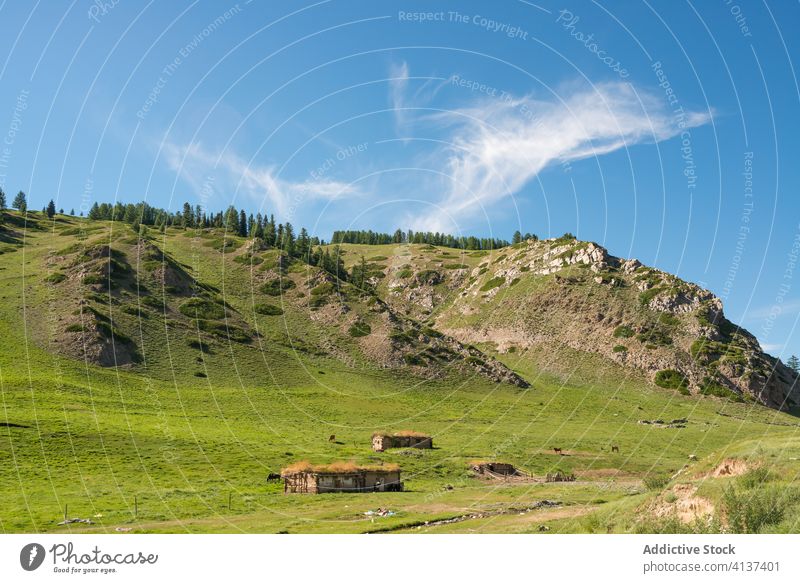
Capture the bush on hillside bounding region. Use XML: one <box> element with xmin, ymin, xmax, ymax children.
<box><xmin>179</xmin><ymin>297</ymin><xmax>225</xmax><ymax>320</ymax></box>
<box><xmin>254</xmin><ymin>303</ymin><xmax>284</xmax><ymax>316</ymax></box>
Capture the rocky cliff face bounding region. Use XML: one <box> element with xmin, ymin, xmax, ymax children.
<box><xmin>376</xmin><ymin>237</ymin><xmax>799</xmax><ymax>411</ymax></box>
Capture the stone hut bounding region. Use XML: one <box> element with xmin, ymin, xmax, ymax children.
<box><xmin>281</xmin><ymin>461</ymin><xmax>402</xmax><ymax>494</ymax></box>
<box><xmin>372</xmin><ymin>431</ymin><xmax>432</xmax><ymax>452</ymax></box>
<box><xmin>545</xmin><ymin>470</ymin><xmax>576</xmax><ymax>483</ymax></box>
<box><xmin>471</xmin><ymin>461</ymin><xmax>521</xmax><ymax>476</ymax></box>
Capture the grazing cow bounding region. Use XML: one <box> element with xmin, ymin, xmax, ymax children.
<box><xmin>267</xmin><ymin>473</ymin><xmax>281</xmax><ymax>481</ymax></box>
<box><xmin>688</xmin><ymin>454</ymin><xmax>698</xmax><ymax>461</ymax></box>
<box><xmin>611</xmin><ymin>445</ymin><xmax>620</xmax><ymax>453</ymax></box>
<box><xmin>329</xmin><ymin>434</ymin><xmax>336</xmax><ymax>442</ymax></box>
<box><xmin>553</xmin><ymin>447</ymin><xmax>563</xmax><ymax>455</ymax></box>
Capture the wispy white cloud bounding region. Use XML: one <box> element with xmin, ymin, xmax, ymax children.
<box><xmin>163</xmin><ymin>141</ymin><xmax>359</xmax><ymax>219</ymax></box>
<box><xmin>389</xmin><ymin>61</ymin><xmax>410</xmax><ymax>138</ymax></box>
<box><xmin>743</xmin><ymin>299</ymin><xmax>800</xmax><ymax>321</ymax></box>
<box><xmin>405</xmin><ymin>81</ymin><xmax>711</xmax><ymax>231</ymax></box>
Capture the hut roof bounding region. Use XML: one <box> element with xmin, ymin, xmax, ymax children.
<box><xmin>281</xmin><ymin>460</ymin><xmax>400</xmax><ymax>477</ymax></box>
<box><xmin>373</xmin><ymin>430</ymin><xmax>430</xmax><ymax>438</ymax></box>
<box><xmin>469</xmin><ymin>459</ymin><xmax>513</xmax><ymax>466</ymax></box>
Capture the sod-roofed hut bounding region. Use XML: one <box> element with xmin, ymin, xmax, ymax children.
<box><xmin>281</xmin><ymin>461</ymin><xmax>403</xmax><ymax>494</ymax></box>
<box><xmin>372</xmin><ymin>431</ymin><xmax>432</xmax><ymax>452</ymax></box>
<box><xmin>471</xmin><ymin>461</ymin><xmax>521</xmax><ymax>476</ymax></box>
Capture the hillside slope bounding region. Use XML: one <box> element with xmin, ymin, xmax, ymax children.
<box><xmin>334</xmin><ymin>236</ymin><xmax>799</xmax><ymax>411</ymax></box>
<box><xmin>6</xmin><ymin>213</ymin><xmax>525</xmax><ymax>389</ymax></box>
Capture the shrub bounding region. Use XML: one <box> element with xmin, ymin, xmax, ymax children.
<box><xmin>187</xmin><ymin>339</ymin><xmax>211</xmax><ymax>353</ymax></box>
<box><xmin>82</xmin><ymin>274</ymin><xmax>105</xmax><ymax>285</ymax></box>
<box><xmin>45</xmin><ymin>272</ymin><xmax>66</xmax><ymax>284</ymax></box>
<box><xmin>416</xmin><ymin>270</ymin><xmax>441</xmax><ymax>285</ymax></box>
<box><xmin>612</xmin><ymin>345</ymin><xmax>627</xmax><ymax>353</ymax></box>
<box><xmin>369</xmin><ymin>255</ymin><xmax>388</xmax><ymax>261</ymax></box>
<box><xmin>550</xmin><ymin>233</ymin><xmax>576</xmax><ymax>246</ymax></box>
<box><xmin>637</xmin><ymin>327</ymin><xmax>672</xmax><ymax>346</ymax></box>
<box><xmin>254</xmin><ymin>303</ymin><xmax>284</xmax><ymax>316</ymax></box>
<box><xmin>122</xmin><ymin>305</ymin><xmax>148</xmax><ymax>318</ymax></box>
<box><xmin>260</xmin><ymin>278</ymin><xmax>295</xmax><ymax>296</ymax></box>
<box><xmin>233</xmin><ymin>253</ymin><xmax>263</xmax><ymax>265</ymax></box>
<box><xmin>140</xmin><ymin>295</ymin><xmax>164</xmax><ymax>309</ymax></box>
<box><xmin>699</xmin><ymin>378</ymin><xmax>744</xmax><ymax>402</ymax></box>
<box><xmin>739</xmin><ymin>466</ymin><xmax>775</xmax><ymax>489</ymax></box>
<box><xmin>722</xmin><ymin>485</ymin><xmax>789</xmax><ymax>533</ymax></box>
<box><xmin>639</xmin><ymin>287</ymin><xmax>663</xmax><ymax>306</ymax></box>
<box><xmin>658</xmin><ymin>313</ymin><xmax>680</xmax><ymax>327</ymax></box>
<box><xmin>65</xmin><ymin>323</ymin><xmax>84</xmax><ymax>332</ymax></box>
<box><xmin>480</xmin><ymin>276</ymin><xmax>505</xmax><ymax>292</ymax></box>
<box><xmin>654</xmin><ymin>369</ymin><xmax>689</xmax><ymax>391</ymax></box>
<box><xmin>643</xmin><ymin>474</ymin><xmax>670</xmax><ymax>491</ymax></box>
<box><xmin>197</xmin><ymin>320</ymin><xmax>251</xmax><ymax>343</ymax></box>
<box><xmin>613</xmin><ymin>325</ymin><xmax>634</xmax><ymax>338</ymax></box>
<box><xmin>310</xmin><ymin>282</ymin><xmax>335</xmax><ymax>296</ymax></box>
<box><xmin>396</xmin><ymin>269</ymin><xmax>412</xmax><ymax>279</ymax></box>
<box><xmin>443</xmin><ymin>263</ymin><xmax>468</xmax><ymax>270</ymax></box>
<box><xmin>179</xmin><ymin>298</ymin><xmax>225</xmax><ymax>320</ymax></box>
<box><xmin>204</xmin><ymin>237</ymin><xmax>241</xmax><ymax>252</ymax></box>
<box><xmin>348</xmin><ymin>321</ymin><xmax>371</xmax><ymax>337</ymax></box>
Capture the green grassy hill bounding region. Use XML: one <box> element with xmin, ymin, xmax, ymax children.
<box><xmin>1</xmin><ymin>211</ymin><xmax>800</xmax><ymax>533</ymax></box>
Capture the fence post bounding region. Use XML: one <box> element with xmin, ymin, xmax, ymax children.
<box><xmin>228</xmin><ymin>492</ymin><xmax>232</xmax><ymax>511</ymax></box>
<box><xmin>64</xmin><ymin>504</ymin><xmax>67</xmax><ymax>522</ymax></box>
<box><xmin>134</xmin><ymin>496</ymin><xmax>138</xmax><ymax>519</ymax></box>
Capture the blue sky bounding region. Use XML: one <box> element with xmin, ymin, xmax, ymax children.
<box><xmin>1</xmin><ymin>1</ymin><xmax>799</xmax><ymax>358</ymax></box>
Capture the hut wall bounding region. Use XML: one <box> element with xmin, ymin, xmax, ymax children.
<box><xmin>286</xmin><ymin>470</ymin><xmax>402</xmax><ymax>493</ymax></box>
<box><xmin>373</xmin><ymin>435</ymin><xmax>432</xmax><ymax>451</ymax></box>
<box><xmin>372</xmin><ymin>434</ymin><xmax>388</xmax><ymax>452</ymax></box>
<box><xmin>317</xmin><ymin>473</ymin><xmax>363</xmax><ymax>493</ymax></box>
<box><xmin>363</xmin><ymin>470</ymin><xmax>403</xmax><ymax>492</ymax></box>
<box><xmin>489</xmin><ymin>463</ymin><xmax>516</xmax><ymax>475</ymax></box>
<box><xmin>284</xmin><ymin>472</ymin><xmax>319</xmax><ymax>493</ymax></box>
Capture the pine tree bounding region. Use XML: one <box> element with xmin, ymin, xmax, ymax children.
<box><xmin>265</xmin><ymin>215</ymin><xmax>276</xmax><ymax>246</ymax></box>
<box><xmin>182</xmin><ymin>202</ymin><xmax>193</xmax><ymax>227</ymax></box>
<box><xmin>46</xmin><ymin>199</ymin><xmax>56</xmax><ymax>218</ymax></box>
<box><xmin>238</xmin><ymin>209</ymin><xmax>248</xmax><ymax>237</ymax></box>
<box><xmin>351</xmin><ymin>256</ymin><xmax>372</xmax><ymax>291</ymax></box>
<box><xmin>12</xmin><ymin>191</ymin><xmax>27</xmax><ymax>212</ymax></box>
<box><xmin>223</xmin><ymin>206</ymin><xmax>239</xmax><ymax>233</ymax></box>
<box><xmin>0</xmin><ymin>187</ymin><xmax>6</xmax><ymax>209</ymax></box>
<box><xmin>788</xmin><ymin>355</ymin><xmax>800</xmax><ymax>373</ymax></box>
<box><xmin>282</xmin><ymin>223</ymin><xmax>295</xmax><ymax>256</ymax></box>
<box><xmin>88</xmin><ymin>202</ymin><xmax>101</xmax><ymax>220</ymax></box>
<box><xmin>297</xmin><ymin>227</ymin><xmax>310</xmax><ymax>260</ymax></box>
<box><xmin>512</xmin><ymin>230</ymin><xmax>522</xmax><ymax>244</ymax></box>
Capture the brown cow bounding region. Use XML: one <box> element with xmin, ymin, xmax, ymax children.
<box><xmin>328</xmin><ymin>434</ymin><xmax>336</xmax><ymax>442</ymax></box>
<box><xmin>553</xmin><ymin>447</ymin><xmax>563</xmax><ymax>455</ymax></box>
<box><xmin>611</xmin><ymin>445</ymin><xmax>620</xmax><ymax>453</ymax></box>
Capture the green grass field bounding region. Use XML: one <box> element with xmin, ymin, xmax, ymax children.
<box><xmin>2</xmin><ymin>212</ymin><xmax>800</xmax><ymax>533</ymax></box>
